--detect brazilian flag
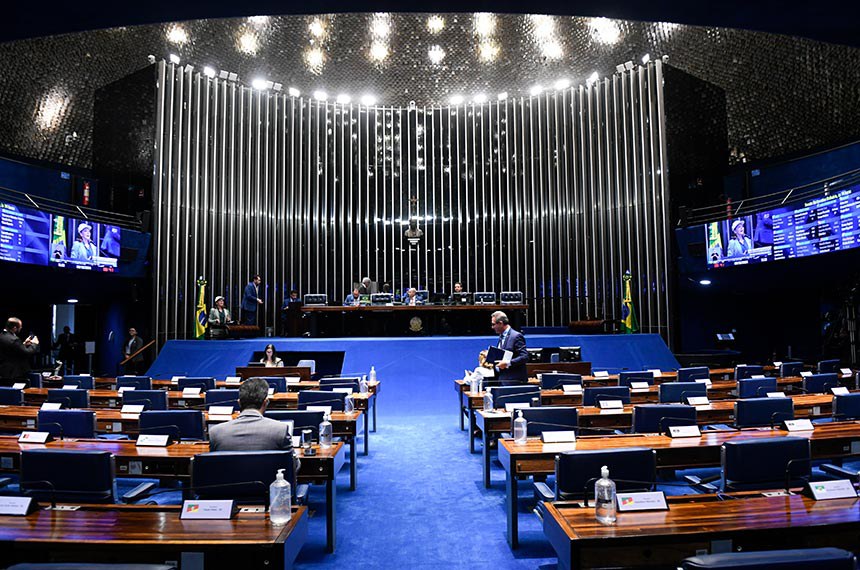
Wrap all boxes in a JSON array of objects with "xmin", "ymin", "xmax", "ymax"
[
  {"xmin": 621, "ymin": 271, "xmax": 639, "ymax": 334},
  {"xmin": 195, "ymin": 277, "xmax": 208, "ymax": 339}
]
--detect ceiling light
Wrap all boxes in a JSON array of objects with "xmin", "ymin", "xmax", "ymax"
[
  {"xmin": 309, "ymin": 18, "xmax": 326, "ymax": 38},
  {"xmin": 590, "ymin": 17, "xmax": 621, "ymax": 44},
  {"xmin": 615, "ymin": 64, "xmax": 625, "ymax": 73},
  {"xmin": 203, "ymin": 66, "xmax": 216, "ymax": 78},
  {"xmin": 168, "ymin": 54, "xmax": 181, "ymax": 64},
  {"xmin": 478, "ymin": 40, "xmax": 499, "ymax": 63},
  {"xmin": 699, "ymin": 279, "xmax": 712, "ymax": 286},
  {"xmin": 67, "ymin": 298, "xmax": 79, "ymax": 304},
  {"xmin": 586, "ymin": 72, "xmax": 600, "ymax": 85},
  {"xmin": 313, "ymin": 90, "xmax": 328, "ymax": 101},
  {"xmin": 427, "ymin": 15, "xmax": 445, "ymax": 34},
  {"xmin": 369, "ymin": 41, "xmax": 389, "ymax": 62},
  {"xmin": 288, "ymin": 87, "xmax": 301, "ymax": 97},
  {"xmin": 624, "ymin": 60, "xmax": 635, "ymax": 71},
  {"xmin": 530, "ymin": 15, "xmax": 555, "ymax": 39},
  {"xmin": 251, "ymin": 78, "xmax": 268, "ymax": 90},
  {"xmin": 166, "ymin": 26, "xmax": 188, "ymax": 45},
  {"xmin": 473, "ymin": 93, "xmax": 487, "ymax": 104},
  {"xmin": 336, "ymin": 94, "xmax": 351, "ymax": 104},
  {"xmin": 642, "ymin": 53, "xmax": 651, "ymax": 64},
  {"xmin": 370, "ymin": 14, "xmax": 391, "ymax": 38},
  {"xmin": 529, "ymin": 85, "xmax": 543, "ymax": 96},
  {"xmin": 305, "ymin": 47, "xmax": 325, "ymax": 73},
  {"xmin": 248, "ymin": 16, "xmax": 269, "ymax": 26},
  {"xmin": 449, "ymin": 95, "xmax": 464, "ymax": 105},
  {"xmin": 541, "ymin": 40, "xmax": 563, "ymax": 60},
  {"xmin": 428, "ymin": 45, "xmax": 445, "ymax": 64},
  {"xmin": 474, "ymin": 13, "xmax": 496, "ymax": 37},
  {"xmin": 237, "ymin": 32, "xmax": 259, "ymax": 55},
  {"xmin": 218, "ymin": 70, "xmax": 229, "ymax": 79},
  {"xmin": 554, "ymin": 79, "xmax": 570, "ymax": 90},
  {"xmin": 360, "ymin": 94, "xmax": 377, "ymax": 106},
  {"xmin": 497, "ymin": 92, "xmax": 508, "ymax": 101}
]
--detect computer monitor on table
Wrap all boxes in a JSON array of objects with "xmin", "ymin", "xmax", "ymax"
[{"xmin": 558, "ymin": 346, "xmax": 582, "ymax": 362}]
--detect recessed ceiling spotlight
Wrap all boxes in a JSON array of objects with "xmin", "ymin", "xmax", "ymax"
[
  {"xmin": 529, "ymin": 15, "xmax": 555, "ymax": 39},
  {"xmin": 497, "ymin": 92, "xmax": 508, "ymax": 101},
  {"xmin": 248, "ymin": 16, "xmax": 269, "ymax": 26},
  {"xmin": 554, "ymin": 79, "xmax": 570, "ymax": 90},
  {"xmin": 336, "ymin": 94, "xmax": 351, "ymax": 104},
  {"xmin": 473, "ymin": 93, "xmax": 487, "ymax": 104},
  {"xmin": 642, "ymin": 53, "xmax": 651, "ymax": 64},
  {"xmin": 699, "ymin": 279, "xmax": 712, "ymax": 286},
  {"xmin": 478, "ymin": 40, "xmax": 499, "ymax": 63},
  {"xmin": 287, "ymin": 87, "xmax": 301, "ymax": 97},
  {"xmin": 474, "ymin": 13, "xmax": 496, "ymax": 37},
  {"xmin": 305, "ymin": 47, "xmax": 325, "ymax": 73},
  {"xmin": 541, "ymin": 40, "xmax": 563, "ymax": 60},
  {"xmin": 589, "ymin": 17, "xmax": 621, "ymax": 44},
  {"xmin": 360, "ymin": 94, "xmax": 377, "ymax": 106},
  {"xmin": 427, "ymin": 15, "xmax": 445, "ymax": 34},
  {"xmin": 313, "ymin": 90, "xmax": 328, "ymax": 101},
  {"xmin": 168, "ymin": 54, "xmax": 181, "ymax": 65},
  {"xmin": 449, "ymin": 95, "xmax": 464, "ymax": 105},
  {"xmin": 428, "ymin": 45, "xmax": 445, "ymax": 64},
  {"xmin": 251, "ymin": 78, "xmax": 268, "ymax": 90},
  {"xmin": 203, "ymin": 66, "xmax": 216, "ymax": 78},
  {"xmin": 272, "ymin": 83, "xmax": 282, "ymax": 92},
  {"xmin": 309, "ymin": 18, "xmax": 326, "ymax": 38},
  {"xmin": 237, "ymin": 32, "xmax": 259, "ymax": 55},
  {"xmin": 67, "ymin": 298, "xmax": 79, "ymax": 304},
  {"xmin": 370, "ymin": 13, "xmax": 391, "ymax": 38},
  {"xmin": 166, "ymin": 25, "xmax": 188, "ymax": 45},
  {"xmin": 615, "ymin": 64, "xmax": 625, "ymax": 73},
  {"xmin": 219, "ymin": 70, "xmax": 229, "ymax": 79},
  {"xmin": 529, "ymin": 85, "xmax": 543, "ymax": 96},
  {"xmin": 369, "ymin": 41, "xmax": 389, "ymax": 62}
]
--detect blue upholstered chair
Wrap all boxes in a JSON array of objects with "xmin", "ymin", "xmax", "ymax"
[
  {"xmin": 817, "ymin": 359, "xmax": 840, "ymax": 374},
  {"xmin": 803, "ymin": 373, "xmax": 839, "ymax": 394},
  {"xmin": 583, "ymin": 386, "xmax": 631, "ymax": 407},
  {"xmin": 121, "ymin": 390, "xmax": 168, "ymax": 411},
  {"xmin": 490, "ymin": 385, "xmax": 541, "ymax": 409},
  {"xmin": 734, "ymin": 398, "xmax": 794, "ymax": 429},
  {"xmin": 833, "ymin": 393, "xmax": 860, "ymax": 421},
  {"xmin": 632, "ymin": 404, "xmax": 697, "ymax": 434},
  {"xmin": 178, "ymin": 377, "xmax": 216, "ymax": 392},
  {"xmin": 38, "ymin": 410, "xmax": 97, "ymax": 439},
  {"xmin": 20, "ymin": 449, "xmax": 117, "ymax": 503},
  {"xmin": 116, "ymin": 376, "xmax": 153, "ymax": 390},
  {"xmin": 0, "ymin": 387, "xmax": 23, "ymax": 405},
  {"xmin": 319, "ymin": 377, "xmax": 361, "ymax": 393},
  {"xmin": 46, "ymin": 388, "xmax": 90, "ymax": 409},
  {"xmin": 61, "ymin": 375, "xmax": 95, "ymax": 390},
  {"xmin": 721, "ymin": 437, "xmax": 811, "ymax": 491},
  {"xmin": 298, "ymin": 389, "xmax": 346, "ymax": 411},
  {"xmin": 618, "ymin": 371, "xmax": 655, "ymax": 387},
  {"xmin": 539, "ymin": 373, "xmax": 582, "ymax": 390},
  {"xmin": 27, "ymin": 372, "xmax": 42, "ymax": 388},
  {"xmin": 735, "ymin": 365, "xmax": 765, "ymax": 381},
  {"xmin": 138, "ymin": 410, "xmax": 205, "ymax": 441},
  {"xmin": 510, "ymin": 406, "xmax": 578, "ymax": 436},
  {"xmin": 190, "ymin": 450, "xmax": 306, "ymax": 503},
  {"xmin": 257, "ymin": 376, "xmax": 287, "ymax": 393},
  {"xmin": 737, "ymin": 377, "xmax": 777, "ymax": 399},
  {"xmin": 676, "ymin": 366, "xmax": 710, "ymax": 382},
  {"xmin": 265, "ymin": 409, "xmax": 325, "ymax": 440},
  {"xmin": 779, "ymin": 362, "xmax": 804, "ymax": 377},
  {"xmin": 205, "ymin": 389, "xmax": 241, "ymax": 411},
  {"xmin": 681, "ymin": 548, "xmax": 857, "ymax": 570},
  {"xmin": 658, "ymin": 382, "xmax": 707, "ymax": 404}
]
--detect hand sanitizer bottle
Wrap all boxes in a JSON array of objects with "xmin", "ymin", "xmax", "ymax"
[
  {"xmin": 269, "ymin": 468, "xmax": 292, "ymax": 526},
  {"xmin": 513, "ymin": 409, "xmax": 528, "ymax": 444},
  {"xmin": 595, "ymin": 465, "xmax": 617, "ymax": 525},
  {"xmin": 483, "ymin": 387, "xmax": 494, "ymax": 411},
  {"xmin": 319, "ymin": 413, "xmax": 333, "ymax": 448}
]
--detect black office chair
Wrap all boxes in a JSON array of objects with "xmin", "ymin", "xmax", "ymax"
[
  {"xmin": 735, "ymin": 365, "xmax": 765, "ymax": 381},
  {"xmin": 539, "ymin": 373, "xmax": 582, "ymax": 390},
  {"xmin": 534, "ymin": 448, "xmax": 657, "ymax": 514},
  {"xmin": 0, "ymin": 387, "xmax": 23, "ymax": 405},
  {"xmin": 61, "ymin": 375, "xmax": 95, "ymax": 390},
  {"xmin": 803, "ymin": 373, "xmax": 839, "ymax": 394},
  {"xmin": 658, "ymin": 382, "xmax": 707, "ymax": 404},
  {"xmin": 37, "ymin": 410, "xmax": 97, "ymax": 439},
  {"xmin": 737, "ymin": 377, "xmax": 777, "ymax": 399},
  {"xmin": 582, "ymin": 386, "xmax": 631, "ymax": 407},
  {"xmin": 779, "ymin": 362, "xmax": 805, "ymax": 377},
  {"xmin": 618, "ymin": 371, "xmax": 655, "ymax": 387},
  {"xmin": 632, "ymin": 404, "xmax": 697, "ymax": 434},
  {"xmin": 205, "ymin": 389, "xmax": 241, "ymax": 411},
  {"xmin": 681, "ymin": 548, "xmax": 857, "ymax": 570},
  {"xmin": 20, "ymin": 449, "xmax": 117, "ymax": 503},
  {"xmin": 178, "ymin": 377, "xmax": 216, "ymax": 392},
  {"xmin": 491, "ymin": 385, "xmax": 541, "ymax": 409},
  {"xmin": 190, "ymin": 450, "xmax": 307, "ymax": 504},
  {"xmin": 264, "ymin": 409, "xmax": 324, "ymax": 440},
  {"xmin": 734, "ymin": 397, "xmax": 794, "ymax": 429},
  {"xmin": 298, "ymin": 390, "xmax": 346, "ymax": 411},
  {"xmin": 122, "ymin": 390, "xmax": 168, "ymax": 411},
  {"xmin": 116, "ymin": 375, "xmax": 153, "ymax": 390},
  {"xmin": 721, "ymin": 437, "xmax": 812, "ymax": 492},
  {"xmin": 676, "ymin": 366, "xmax": 710, "ymax": 382},
  {"xmin": 817, "ymin": 359, "xmax": 840, "ymax": 374},
  {"xmin": 510, "ymin": 407, "xmax": 578, "ymax": 436},
  {"xmin": 46, "ymin": 388, "xmax": 90, "ymax": 408},
  {"xmin": 257, "ymin": 376, "xmax": 287, "ymax": 393},
  {"xmin": 138, "ymin": 410, "xmax": 205, "ymax": 441}
]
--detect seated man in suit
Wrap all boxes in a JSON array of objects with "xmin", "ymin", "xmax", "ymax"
[
  {"xmin": 402, "ymin": 287, "xmax": 423, "ymax": 306},
  {"xmin": 489, "ymin": 310, "xmax": 528, "ymax": 384},
  {"xmin": 209, "ymin": 378, "xmax": 295, "ymax": 453},
  {"xmin": 344, "ymin": 287, "xmax": 361, "ymax": 306}
]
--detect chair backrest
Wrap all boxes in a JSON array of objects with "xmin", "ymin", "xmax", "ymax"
[
  {"xmin": 833, "ymin": 393, "xmax": 860, "ymax": 421},
  {"xmin": 0, "ymin": 387, "xmax": 23, "ymax": 405},
  {"xmin": 512, "ymin": 406, "xmax": 578, "ymax": 436},
  {"xmin": 737, "ymin": 377, "xmax": 777, "ymax": 399},
  {"xmin": 721, "ymin": 437, "xmax": 811, "ymax": 491},
  {"xmin": 817, "ymin": 359, "xmax": 840, "ymax": 374},
  {"xmin": 116, "ymin": 376, "xmax": 153, "ymax": 390},
  {"xmin": 554, "ymin": 448, "xmax": 656, "ymax": 501},
  {"xmin": 264, "ymin": 409, "xmax": 324, "ymax": 440},
  {"xmin": 658, "ymin": 382, "xmax": 707, "ymax": 404},
  {"xmin": 632, "ymin": 404, "xmax": 697, "ymax": 434},
  {"xmin": 618, "ymin": 371, "xmax": 655, "ymax": 387},
  {"xmin": 803, "ymin": 373, "xmax": 839, "ymax": 394},
  {"xmin": 20, "ymin": 449, "xmax": 116, "ymax": 503},
  {"xmin": 257, "ymin": 376, "xmax": 286, "ymax": 393},
  {"xmin": 681, "ymin": 547, "xmax": 858, "ymax": 570},
  {"xmin": 734, "ymin": 397, "xmax": 794, "ymax": 428},
  {"xmin": 46, "ymin": 388, "xmax": 90, "ymax": 409},
  {"xmin": 191, "ymin": 450, "xmax": 298, "ymax": 502},
  {"xmin": 61, "ymin": 375, "xmax": 94, "ymax": 390},
  {"xmin": 298, "ymin": 389, "xmax": 345, "ymax": 411},
  {"xmin": 676, "ymin": 366, "xmax": 710, "ymax": 382},
  {"xmin": 297, "ymin": 359, "xmax": 316, "ymax": 374},
  {"xmin": 539, "ymin": 373, "xmax": 583, "ymax": 390},
  {"xmin": 178, "ymin": 377, "xmax": 216, "ymax": 392},
  {"xmin": 583, "ymin": 386, "xmax": 631, "ymax": 407},
  {"xmin": 491, "ymin": 385, "xmax": 541, "ymax": 409},
  {"xmin": 122, "ymin": 389, "xmax": 168, "ymax": 411},
  {"xmin": 27, "ymin": 372, "xmax": 42, "ymax": 388},
  {"xmin": 139, "ymin": 410, "xmax": 205, "ymax": 440},
  {"xmin": 319, "ymin": 377, "xmax": 361, "ymax": 393},
  {"xmin": 778, "ymin": 362, "xmax": 804, "ymax": 378},
  {"xmin": 205, "ymin": 389, "xmax": 241, "ymax": 411},
  {"xmin": 38, "ymin": 409, "xmax": 97, "ymax": 438},
  {"xmin": 735, "ymin": 365, "xmax": 765, "ymax": 381}
]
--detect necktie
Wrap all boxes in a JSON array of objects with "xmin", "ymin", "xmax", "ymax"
[{"xmin": 498, "ymin": 332, "xmax": 506, "ymax": 348}]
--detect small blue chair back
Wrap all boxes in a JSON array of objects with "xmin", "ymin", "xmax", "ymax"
[
  {"xmin": 539, "ymin": 373, "xmax": 583, "ymax": 390},
  {"xmin": 658, "ymin": 382, "xmax": 707, "ymax": 404},
  {"xmin": 734, "ymin": 397, "xmax": 794, "ymax": 428},
  {"xmin": 139, "ymin": 410, "xmax": 205, "ymax": 440},
  {"xmin": 38, "ymin": 409, "xmax": 97, "ymax": 438},
  {"xmin": 46, "ymin": 388, "xmax": 90, "ymax": 409},
  {"xmin": 298, "ymin": 390, "xmax": 346, "ymax": 411},
  {"xmin": 583, "ymin": 386, "xmax": 631, "ymax": 407},
  {"xmin": 20, "ymin": 449, "xmax": 116, "ymax": 503},
  {"xmin": 803, "ymin": 373, "xmax": 839, "ymax": 394},
  {"xmin": 122, "ymin": 389, "xmax": 168, "ymax": 411},
  {"xmin": 737, "ymin": 377, "xmax": 777, "ymax": 399},
  {"xmin": 116, "ymin": 376, "xmax": 153, "ymax": 390},
  {"xmin": 676, "ymin": 366, "xmax": 710, "ymax": 382},
  {"xmin": 618, "ymin": 371, "xmax": 655, "ymax": 387},
  {"xmin": 632, "ymin": 404, "xmax": 697, "ymax": 433}
]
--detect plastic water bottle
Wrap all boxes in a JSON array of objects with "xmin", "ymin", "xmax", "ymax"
[
  {"xmin": 359, "ymin": 375, "xmax": 369, "ymax": 394},
  {"xmin": 469, "ymin": 375, "xmax": 478, "ymax": 393},
  {"xmin": 319, "ymin": 413, "xmax": 333, "ymax": 448},
  {"xmin": 513, "ymin": 409, "xmax": 528, "ymax": 444},
  {"xmin": 269, "ymin": 468, "xmax": 292, "ymax": 526},
  {"xmin": 477, "ymin": 376, "xmax": 483, "ymax": 394},
  {"xmin": 595, "ymin": 465, "xmax": 617, "ymax": 525},
  {"xmin": 345, "ymin": 394, "xmax": 355, "ymax": 413},
  {"xmin": 369, "ymin": 366, "xmax": 377, "ymax": 383},
  {"xmin": 483, "ymin": 387, "xmax": 494, "ymax": 411}
]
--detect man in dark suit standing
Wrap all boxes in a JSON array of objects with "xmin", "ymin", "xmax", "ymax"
[
  {"xmin": 490, "ymin": 310, "xmax": 528, "ymax": 385},
  {"xmin": 242, "ymin": 274, "xmax": 263, "ymax": 326},
  {"xmin": 52, "ymin": 325, "xmax": 76, "ymax": 374},
  {"xmin": 0, "ymin": 317, "xmax": 40, "ymax": 382},
  {"xmin": 123, "ymin": 327, "xmax": 144, "ymax": 375}
]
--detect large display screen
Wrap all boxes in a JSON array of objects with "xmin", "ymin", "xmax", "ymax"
[
  {"xmin": 706, "ymin": 184, "xmax": 860, "ymax": 268},
  {"xmin": 0, "ymin": 201, "xmax": 120, "ymax": 273}
]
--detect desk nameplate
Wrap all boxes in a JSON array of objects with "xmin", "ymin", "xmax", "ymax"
[{"xmin": 617, "ymin": 491, "xmax": 668, "ymax": 512}]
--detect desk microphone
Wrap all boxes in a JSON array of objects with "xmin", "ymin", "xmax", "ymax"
[
  {"xmin": 135, "ymin": 480, "xmax": 269, "ymax": 505},
  {"xmin": 784, "ymin": 457, "xmax": 812, "ymax": 495},
  {"xmin": 770, "ymin": 412, "xmax": 795, "ymax": 430},
  {"xmin": 35, "ymin": 421, "xmax": 64, "ymax": 440},
  {"xmin": 21, "ymin": 479, "xmax": 57, "ymax": 509}
]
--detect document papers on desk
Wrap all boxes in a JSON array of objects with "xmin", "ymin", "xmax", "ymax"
[{"xmin": 485, "ymin": 346, "xmax": 512, "ymax": 365}]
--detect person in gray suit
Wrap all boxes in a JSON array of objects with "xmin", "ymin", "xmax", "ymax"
[{"xmin": 209, "ymin": 378, "xmax": 295, "ymax": 454}]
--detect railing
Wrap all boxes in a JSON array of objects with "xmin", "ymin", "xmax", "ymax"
[{"xmin": 0, "ymin": 184, "xmax": 143, "ymax": 230}]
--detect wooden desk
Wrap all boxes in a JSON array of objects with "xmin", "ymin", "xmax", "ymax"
[
  {"xmin": 498, "ymin": 421, "xmax": 860, "ymax": 548},
  {"xmin": 0, "ymin": 503, "xmax": 308, "ymax": 569},
  {"xmin": 543, "ymin": 493, "xmax": 860, "ymax": 570},
  {"xmin": 0, "ymin": 436, "xmax": 344, "ymax": 553}
]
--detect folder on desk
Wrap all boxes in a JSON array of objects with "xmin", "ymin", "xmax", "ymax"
[{"xmin": 485, "ymin": 346, "xmax": 512, "ymax": 365}]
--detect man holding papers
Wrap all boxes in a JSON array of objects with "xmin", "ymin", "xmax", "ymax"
[{"xmin": 488, "ymin": 311, "xmax": 528, "ymax": 385}]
